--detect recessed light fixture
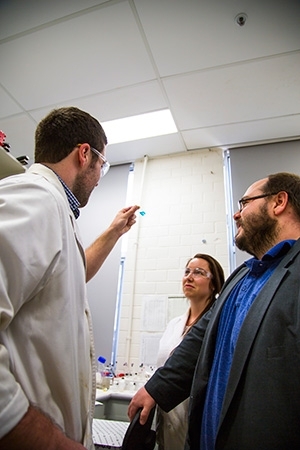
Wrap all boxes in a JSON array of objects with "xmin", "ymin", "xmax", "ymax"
[{"xmin": 102, "ymin": 109, "xmax": 178, "ymax": 145}]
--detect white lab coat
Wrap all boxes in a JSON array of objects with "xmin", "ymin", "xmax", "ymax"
[
  {"xmin": 156, "ymin": 309, "xmax": 190, "ymax": 450},
  {"xmin": 0, "ymin": 164, "xmax": 96, "ymax": 449}
]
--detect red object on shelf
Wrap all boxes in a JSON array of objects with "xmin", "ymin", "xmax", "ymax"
[
  {"xmin": 0, "ymin": 131, "xmax": 7, "ymax": 147},
  {"xmin": 116, "ymin": 373, "xmax": 125, "ymax": 378}
]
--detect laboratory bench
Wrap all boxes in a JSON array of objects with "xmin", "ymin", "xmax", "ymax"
[
  {"xmin": 95, "ymin": 389, "xmax": 134, "ymax": 421},
  {"xmin": 93, "ymin": 389, "xmax": 158, "ymax": 449}
]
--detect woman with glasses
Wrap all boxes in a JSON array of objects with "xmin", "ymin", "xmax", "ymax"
[{"xmin": 156, "ymin": 253, "xmax": 225, "ymax": 450}]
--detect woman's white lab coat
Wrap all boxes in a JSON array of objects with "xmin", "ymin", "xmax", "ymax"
[{"xmin": 156, "ymin": 309, "xmax": 190, "ymax": 450}]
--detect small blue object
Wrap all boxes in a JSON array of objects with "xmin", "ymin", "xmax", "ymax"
[{"xmin": 139, "ymin": 211, "xmax": 146, "ymax": 216}]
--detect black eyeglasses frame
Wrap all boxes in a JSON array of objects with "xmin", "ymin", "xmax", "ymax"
[{"xmin": 238, "ymin": 192, "xmax": 279, "ymax": 212}]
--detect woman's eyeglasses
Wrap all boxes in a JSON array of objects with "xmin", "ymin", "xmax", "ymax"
[{"xmin": 184, "ymin": 268, "xmax": 212, "ymax": 279}]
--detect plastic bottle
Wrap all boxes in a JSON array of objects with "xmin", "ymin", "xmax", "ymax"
[
  {"xmin": 102, "ymin": 363, "xmax": 114, "ymax": 390},
  {"xmin": 96, "ymin": 356, "xmax": 106, "ymax": 389},
  {"xmin": 98, "ymin": 356, "xmax": 106, "ymax": 372},
  {"xmin": 118, "ymin": 376, "xmax": 126, "ymax": 392}
]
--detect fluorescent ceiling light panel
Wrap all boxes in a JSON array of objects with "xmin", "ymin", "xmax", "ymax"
[{"xmin": 102, "ymin": 109, "xmax": 178, "ymax": 144}]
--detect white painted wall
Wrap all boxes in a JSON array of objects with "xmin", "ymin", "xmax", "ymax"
[{"xmin": 116, "ymin": 148, "xmax": 229, "ymax": 371}]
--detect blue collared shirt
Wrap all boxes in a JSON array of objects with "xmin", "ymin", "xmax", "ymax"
[{"xmin": 200, "ymin": 240, "xmax": 296, "ymax": 450}]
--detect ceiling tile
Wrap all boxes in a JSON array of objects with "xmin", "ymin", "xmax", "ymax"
[
  {"xmin": 0, "ymin": 86, "xmax": 24, "ymax": 118},
  {"xmin": 0, "ymin": 2, "xmax": 155, "ymax": 110},
  {"xmin": 28, "ymin": 81, "xmax": 169, "ymax": 124},
  {"xmin": 0, "ymin": 0, "xmax": 108, "ymax": 40},
  {"xmin": 182, "ymin": 115, "xmax": 300, "ymax": 149},
  {"xmin": 135, "ymin": 0, "xmax": 300, "ymax": 76},
  {"xmin": 0, "ymin": 0, "xmax": 299, "ymax": 164},
  {"xmin": 163, "ymin": 53, "xmax": 300, "ymax": 129}
]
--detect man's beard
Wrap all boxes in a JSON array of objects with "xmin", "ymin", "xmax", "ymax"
[
  {"xmin": 235, "ymin": 203, "xmax": 279, "ymax": 258},
  {"xmin": 72, "ymin": 165, "xmax": 96, "ymax": 208}
]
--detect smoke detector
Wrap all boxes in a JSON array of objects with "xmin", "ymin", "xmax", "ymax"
[{"xmin": 235, "ymin": 13, "xmax": 247, "ymax": 27}]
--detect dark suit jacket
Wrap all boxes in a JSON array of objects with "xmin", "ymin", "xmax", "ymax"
[{"xmin": 146, "ymin": 239, "xmax": 300, "ymax": 449}]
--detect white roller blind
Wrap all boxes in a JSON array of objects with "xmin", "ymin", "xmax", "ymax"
[{"xmin": 78, "ymin": 164, "xmax": 131, "ymax": 362}]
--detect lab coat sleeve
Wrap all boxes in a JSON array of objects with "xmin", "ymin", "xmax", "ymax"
[
  {"xmin": 145, "ymin": 307, "xmax": 212, "ymax": 412},
  {"xmin": 0, "ymin": 178, "xmax": 63, "ymax": 438}
]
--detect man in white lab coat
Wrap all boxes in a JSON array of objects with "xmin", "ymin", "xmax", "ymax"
[{"xmin": 0, "ymin": 106, "xmax": 139, "ymax": 449}]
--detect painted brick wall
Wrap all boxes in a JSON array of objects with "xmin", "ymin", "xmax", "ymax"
[{"xmin": 116, "ymin": 148, "xmax": 229, "ymax": 373}]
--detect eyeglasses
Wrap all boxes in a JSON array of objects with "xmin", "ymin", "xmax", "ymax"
[
  {"xmin": 77, "ymin": 144, "xmax": 110, "ymax": 177},
  {"xmin": 184, "ymin": 267, "xmax": 212, "ymax": 279},
  {"xmin": 90, "ymin": 146, "xmax": 110, "ymax": 177},
  {"xmin": 238, "ymin": 192, "xmax": 278, "ymax": 212}
]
